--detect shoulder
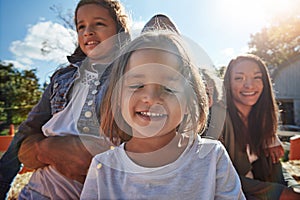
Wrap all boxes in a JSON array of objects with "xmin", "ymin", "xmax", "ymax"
[
  {"xmin": 195, "ymin": 135, "xmax": 227, "ymax": 158},
  {"xmin": 92, "ymin": 145, "xmax": 124, "ymax": 169},
  {"xmin": 199, "ymin": 135, "xmax": 222, "ymax": 146},
  {"xmin": 50, "ymin": 64, "xmax": 78, "ymax": 81}
]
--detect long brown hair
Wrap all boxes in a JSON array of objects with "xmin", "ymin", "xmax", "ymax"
[
  {"xmin": 100, "ymin": 30, "xmax": 208, "ymax": 144},
  {"xmin": 224, "ymin": 54, "xmax": 278, "ymax": 156}
]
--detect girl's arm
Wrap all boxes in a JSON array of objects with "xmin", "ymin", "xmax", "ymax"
[
  {"xmin": 18, "ymin": 80, "xmax": 54, "ymax": 168},
  {"xmin": 19, "ymin": 133, "xmax": 111, "ymax": 183}
]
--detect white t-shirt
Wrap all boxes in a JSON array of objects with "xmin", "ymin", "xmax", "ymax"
[{"xmin": 81, "ymin": 135, "xmax": 246, "ymax": 200}]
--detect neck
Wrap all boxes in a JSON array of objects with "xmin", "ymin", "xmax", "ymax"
[
  {"xmin": 125, "ymin": 133, "xmax": 189, "ymax": 167},
  {"xmin": 233, "ymin": 102, "xmax": 251, "ymax": 119},
  {"xmin": 89, "ymin": 46, "xmax": 118, "ymax": 64},
  {"xmin": 125, "ymin": 131, "xmax": 177, "ymax": 153}
]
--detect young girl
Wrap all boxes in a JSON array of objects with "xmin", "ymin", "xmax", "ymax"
[
  {"xmin": 222, "ymin": 54, "xmax": 300, "ymax": 199},
  {"xmin": 81, "ymin": 30, "xmax": 245, "ymax": 200},
  {"xmin": 14, "ymin": 0, "xmax": 130, "ymax": 199}
]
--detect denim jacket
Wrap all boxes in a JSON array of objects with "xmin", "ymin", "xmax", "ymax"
[{"xmin": 0, "ymin": 61, "xmax": 111, "ymax": 199}]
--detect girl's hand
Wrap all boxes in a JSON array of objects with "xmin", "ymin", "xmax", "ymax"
[{"xmin": 265, "ymin": 145, "xmax": 284, "ymax": 164}]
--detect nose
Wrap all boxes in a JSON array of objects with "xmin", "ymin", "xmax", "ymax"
[
  {"xmin": 142, "ymin": 84, "xmax": 163, "ymax": 105},
  {"xmin": 244, "ymin": 78, "xmax": 254, "ymax": 89},
  {"xmin": 84, "ymin": 26, "xmax": 95, "ymax": 36}
]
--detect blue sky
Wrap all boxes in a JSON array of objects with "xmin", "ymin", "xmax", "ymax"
[{"xmin": 1, "ymin": 0, "xmax": 298, "ymax": 84}]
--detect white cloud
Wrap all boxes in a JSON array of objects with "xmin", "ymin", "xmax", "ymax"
[
  {"xmin": 1, "ymin": 60, "xmax": 30, "ymax": 70},
  {"xmin": 9, "ymin": 21, "xmax": 76, "ymax": 68},
  {"xmin": 130, "ymin": 20, "xmax": 146, "ymax": 39}
]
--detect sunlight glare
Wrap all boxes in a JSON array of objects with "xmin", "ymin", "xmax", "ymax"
[{"xmin": 220, "ymin": 0, "xmax": 299, "ymax": 26}]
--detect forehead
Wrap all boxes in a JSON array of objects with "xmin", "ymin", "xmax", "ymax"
[
  {"xmin": 127, "ymin": 49, "xmax": 180, "ymax": 70},
  {"xmin": 125, "ymin": 49, "xmax": 183, "ymax": 82},
  {"xmin": 76, "ymin": 4, "xmax": 112, "ymax": 22},
  {"xmin": 231, "ymin": 60, "xmax": 262, "ymax": 74}
]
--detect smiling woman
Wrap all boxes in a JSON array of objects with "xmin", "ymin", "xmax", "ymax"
[{"xmin": 222, "ymin": 54, "xmax": 300, "ymax": 199}]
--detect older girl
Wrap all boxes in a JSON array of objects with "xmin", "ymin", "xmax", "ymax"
[{"xmin": 15, "ymin": 0, "xmax": 130, "ymax": 199}]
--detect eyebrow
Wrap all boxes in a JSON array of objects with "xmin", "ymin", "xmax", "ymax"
[
  {"xmin": 77, "ymin": 17, "xmax": 108, "ymax": 24},
  {"xmin": 234, "ymin": 71, "xmax": 262, "ymax": 75},
  {"xmin": 125, "ymin": 73, "xmax": 145, "ymax": 79},
  {"xmin": 126, "ymin": 73, "xmax": 181, "ymax": 82}
]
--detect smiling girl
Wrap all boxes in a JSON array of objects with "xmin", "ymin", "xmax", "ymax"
[{"xmin": 81, "ymin": 30, "xmax": 245, "ymax": 200}]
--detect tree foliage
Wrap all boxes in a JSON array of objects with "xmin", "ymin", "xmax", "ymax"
[
  {"xmin": 248, "ymin": 15, "xmax": 300, "ymax": 74},
  {"xmin": 0, "ymin": 62, "xmax": 42, "ymax": 127}
]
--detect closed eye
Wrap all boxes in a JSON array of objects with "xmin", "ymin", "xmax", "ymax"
[
  {"xmin": 163, "ymin": 86, "xmax": 178, "ymax": 94},
  {"xmin": 96, "ymin": 22, "xmax": 105, "ymax": 26},
  {"xmin": 128, "ymin": 84, "xmax": 144, "ymax": 89},
  {"xmin": 234, "ymin": 77, "xmax": 243, "ymax": 81}
]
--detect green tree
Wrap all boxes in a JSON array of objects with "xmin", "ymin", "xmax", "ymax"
[
  {"xmin": 248, "ymin": 15, "xmax": 300, "ymax": 74},
  {"xmin": 0, "ymin": 62, "xmax": 42, "ymax": 128},
  {"xmin": 217, "ymin": 66, "xmax": 226, "ymax": 78}
]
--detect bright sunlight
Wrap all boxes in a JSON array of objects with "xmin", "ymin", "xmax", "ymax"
[{"xmin": 219, "ymin": 0, "xmax": 299, "ymax": 26}]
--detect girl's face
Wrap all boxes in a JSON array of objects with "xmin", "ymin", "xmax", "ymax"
[
  {"xmin": 76, "ymin": 4, "xmax": 117, "ymax": 58},
  {"xmin": 120, "ymin": 49, "xmax": 188, "ymax": 138},
  {"xmin": 230, "ymin": 60, "xmax": 264, "ymax": 112}
]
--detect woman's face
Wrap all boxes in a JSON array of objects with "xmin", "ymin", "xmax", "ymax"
[
  {"xmin": 76, "ymin": 4, "xmax": 117, "ymax": 58},
  {"xmin": 230, "ymin": 60, "xmax": 264, "ymax": 112}
]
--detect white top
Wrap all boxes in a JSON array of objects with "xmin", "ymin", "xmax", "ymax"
[
  {"xmin": 42, "ymin": 69, "xmax": 97, "ymax": 136},
  {"xmin": 25, "ymin": 69, "xmax": 99, "ymax": 199},
  {"xmin": 81, "ymin": 135, "xmax": 246, "ymax": 200}
]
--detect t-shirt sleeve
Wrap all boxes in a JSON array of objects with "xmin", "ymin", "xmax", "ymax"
[
  {"xmin": 215, "ymin": 143, "xmax": 246, "ymax": 200},
  {"xmin": 80, "ymin": 157, "xmax": 100, "ymax": 200}
]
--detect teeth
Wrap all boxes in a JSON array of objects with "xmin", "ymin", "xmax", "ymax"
[
  {"xmin": 87, "ymin": 41, "xmax": 98, "ymax": 45},
  {"xmin": 140, "ymin": 111, "xmax": 165, "ymax": 117},
  {"xmin": 241, "ymin": 92, "xmax": 255, "ymax": 96}
]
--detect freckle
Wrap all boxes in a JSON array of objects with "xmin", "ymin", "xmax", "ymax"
[{"xmin": 97, "ymin": 163, "xmax": 102, "ymax": 169}]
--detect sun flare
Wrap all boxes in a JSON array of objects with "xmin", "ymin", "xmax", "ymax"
[{"xmin": 220, "ymin": 0, "xmax": 299, "ymax": 25}]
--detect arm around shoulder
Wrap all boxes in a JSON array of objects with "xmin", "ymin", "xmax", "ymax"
[
  {"xmin": 18, "ymin": 133, "xmax": 48, "ymax": 169},
  {"xmin": 17, "ymin": 80, "xmax": 54, "ymax": 168}
]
